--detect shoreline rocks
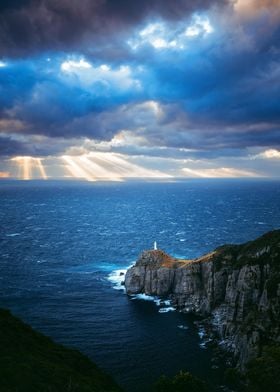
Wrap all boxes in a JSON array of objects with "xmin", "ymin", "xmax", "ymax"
[{"xmin": 124, "ymin": 230, "xmax": 280, "ymax": 369}]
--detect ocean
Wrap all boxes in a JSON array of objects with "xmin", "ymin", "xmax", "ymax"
[{"xmin": 0, "ymin": 179, "xmax": 280, "ymax": 391}]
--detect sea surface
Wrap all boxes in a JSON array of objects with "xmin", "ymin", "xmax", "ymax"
[{"xmin": 0, "ymin": 179, "xmax": 280, "ymax": 391}]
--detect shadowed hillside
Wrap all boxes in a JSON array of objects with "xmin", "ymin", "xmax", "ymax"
[{"xmin": 0, "ymin": 308, "xmax": 122, "ymax": 392}]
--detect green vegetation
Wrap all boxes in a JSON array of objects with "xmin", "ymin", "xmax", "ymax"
[
  {"xmin": 0, "ymin": 308, "xmax": 122, "ymax": 392},
  {"xmin": 154, "ymin": 371, "xmax": 207, "ymax": 392},
  {"xmin": 153, "ymin": 346, "xmax": 280, "ymax": 392},
  {"xmin": 214, "ymin": 229, "xmax": 280, "ymax": 271},
  {"xmin": 224, "ymin": 367, "xmax": 244, "ymax": 390},
  {"xmin": 244, "ymin": 346, "xmax": 280, "ymax": 392},
  {"xmin": 223, "ymin": 346, "xmax": 280, "ymax": 392}
]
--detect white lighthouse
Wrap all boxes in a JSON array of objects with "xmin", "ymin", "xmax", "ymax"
[{"xmin": 154, "ymin": 241, "xmax": 157, "ymax": 250}]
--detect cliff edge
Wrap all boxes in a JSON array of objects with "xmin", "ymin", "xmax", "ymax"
[{"xmin": 125, "ymin": 230, "xmax": 280, "ymax": 369}]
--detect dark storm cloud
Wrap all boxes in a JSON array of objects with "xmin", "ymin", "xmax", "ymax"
[
  {"xmin": 0, "ymin": 1, "xmax": 33, "ymax": 12},
  {"xmin": 0, "ymin": 0, "xmax": 227, "ymax": 57},
  {"xmin": 0, "ymin": 0, "xmax": 280, "ymax": 162},
  {"xmin": 0, "ymin": 57, "xmax": 145, "ymax": 140},
  {"xmin": 0, "ymin": 135, "xmax": 29, "ymax": 156},
  {"xmin": 0, "ymin": 133, "xmax": 79, "ymax": 157}
]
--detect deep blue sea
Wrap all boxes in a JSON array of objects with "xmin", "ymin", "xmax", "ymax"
[{"xmin": 1, "ymin": 179, "xmax": 280, "ymax": 391}]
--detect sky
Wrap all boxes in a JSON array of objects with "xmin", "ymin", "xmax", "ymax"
[{"xmin": 0, "ymin": 0, "xmax": 280, "ymax": 181}]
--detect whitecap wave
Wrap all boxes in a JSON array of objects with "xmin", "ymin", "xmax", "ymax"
[
  {"xmin": 199, "ymin": 338, "xmax": 213, "ymax": 349},
  {"xmin": 177, "ymin": 325, "xmax": 188, "ymax": 330},
  {"xmin": 108, "ymin": 272, "xmax": 177, "ymax": 314},
  {"xmin": 154, "ymin": 299, "xmax": 171, "ymax": 306},
  {"xmin": 107, "ymin": 269, "xmax": 127, "ymax": 290},
  {"xmin": 196, "ymin": 324, "xmax": 213, "ymax": 349},
  {"xmin": 130, "ymin": 294, "xmax": 176, "ymax": 314},
  {"xmin": 198, "ymin": 326, "xmax": 205, "ymax": 339},
  {"xmin": 158, "ymin": 306, "xmax": 176, "ymax": 313},
  {"xmin": 131, "ymin": 293, "xmax": 156, "ymax": 301}
]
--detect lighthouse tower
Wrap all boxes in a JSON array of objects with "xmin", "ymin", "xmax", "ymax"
[{"xmin": 154, "ymin": 241, "xmax": 157, "ymax": 250}]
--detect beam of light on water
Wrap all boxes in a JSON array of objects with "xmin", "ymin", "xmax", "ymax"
[
  {"xmin": 36, "ymin": 158, "xmax": 48, "ymax": 180},
  {"xmin": 23, "ymin": 157, "xmax": 31, "ymax": 180},
  {"xmin": 79, "ymin": 156, "xmax": 123, "ymax": 181},
  {"xmin": 61, "ymin": 152, "xmax": 172, "ymax": 181},
  {"xmin": 93, "ymin": 152, "xmax": 171, "ymax": 178},
  {"xmin": 62, "ymin": 156, "xmax": 97, "ymax": 181},
  {"xmin": 10, "ymin": 156, "xmax": 48, "ymax": 180}
]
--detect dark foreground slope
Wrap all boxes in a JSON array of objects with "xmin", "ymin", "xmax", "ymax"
[
  {"xmin": 125, "ymin": 230, "xmax": 280, "ymax": 369},
  {"xmin": 0, "ymin": 308, "xmax": 122, "ymax": 392}
]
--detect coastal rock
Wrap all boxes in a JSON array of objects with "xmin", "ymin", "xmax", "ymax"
[
  {"xmin": 124, "ymin": 230, "xmax": 280, "ymax": 369},
  {"xmin": 125, "ymin": 250, "xmax": 177, "ymax": 295}
]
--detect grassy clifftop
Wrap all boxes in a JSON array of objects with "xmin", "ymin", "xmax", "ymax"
[
  {"xmin": 212, "ymin": 229, "xmax": 280, "ymax": 270},
  {"xmin": 0, "ymin": 308, "xmax": 122, "ymax": 392}
]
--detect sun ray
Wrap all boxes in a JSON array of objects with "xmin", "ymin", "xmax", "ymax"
[
  {"xmin": 182, "ymin": 167, "xmax": 258, "ymax": 178},
  {"xmin": 79, "ymin": 156, "xmax": 123, "ymax": 181},
  {"xmin": 61, "ymin": 152, "xmax": 172, "ymax": 181},
  {"xmin": 92, "ymin": 153, "xmax": 132, "ymax": 176},
  {"xmin": 62, "ymin": 156, "xmax": 96, "ymax": 181},
  {"xmin": 0, "ymin": 171, "xmax": 10, "ymax": 178},
  {"xmin": 23, "ymin": 157, "xmax": 31, "ymax": 180},
  {"xmin": 11, "ymin": 156, "xmax": 32, "ymax": 180},
  {"xmin": 92, "ymin": 152, "xmax": 171, "ymax": 178},
  {"xmin": 36, "ymin": 158, "xmax": 48, "ymax": 180},
  {"xmin": 10, "ymin": 156, "xmax": 48, "ymax": 180}
]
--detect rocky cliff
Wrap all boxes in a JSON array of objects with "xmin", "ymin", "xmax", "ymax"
[{"xmin": 125, "ymin": 230, "xmax": 280, "ymax": 369}]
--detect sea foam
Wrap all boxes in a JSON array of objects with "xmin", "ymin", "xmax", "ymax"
[
  {"xmin": 107, "ymin": 269, "xmax": 127, "ymax": 290},
  {"xmin": 6, "ymin": 233, "xmax": 21, "ymax": 237},
  {"xmin": 158, "ymin": 306, "xmax": 176, "ymax": 313},
  {"xmin": 131, "ymin": 293, "xmax": 156, "ymax": 301},
  {"xmin": 108, "ymin": 269, "xmax": 176, "ymax": 313},
  {"xmin": 177, "ymin": 325, "xmax": 188, "ymax": 330}
]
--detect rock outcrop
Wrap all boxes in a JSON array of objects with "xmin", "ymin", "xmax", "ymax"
[{"xmin": 125, "ymin": 230, "xmax": 280, "ymax": 369}]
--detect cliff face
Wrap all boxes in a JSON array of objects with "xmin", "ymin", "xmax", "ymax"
[{"xmin": 125, "ymin": 230, "xmax": 280, "ymax": 369}]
